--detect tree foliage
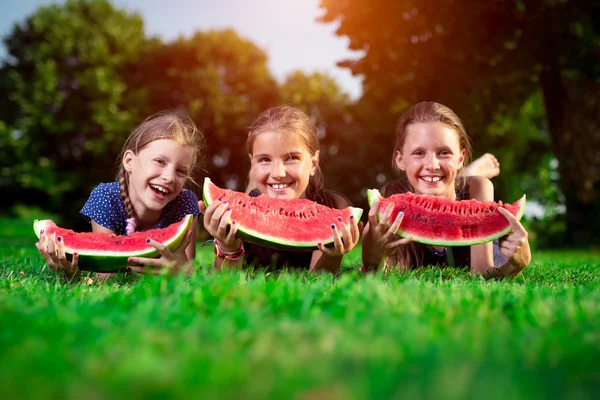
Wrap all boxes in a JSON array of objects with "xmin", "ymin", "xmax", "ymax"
[
  {"xmin": 128, "ymin": 29, "xmax": 279, "ymax": 192},
  {"xmin": 319, "ymin": 0, "xmax": 600, "ymax": 245},
  {"xmin": 0, "ymin": 0, "xmax": 147, "ymax": 220}
]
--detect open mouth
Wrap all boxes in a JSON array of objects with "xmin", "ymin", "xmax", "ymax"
[
  {"xmin": 150, "ymin": 184, "xmax": 170, "ymax": 197},
  {"xmin": 269, "ymin": 183, "xmax": 291, "ymax": 190},
  {"xmin": 421, "ymin": 176, "xmax": 443, "ymax": 183}
]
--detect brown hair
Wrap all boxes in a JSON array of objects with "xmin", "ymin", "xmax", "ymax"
[
  {"xmin": 387, "ymin": 102, "xmax": 473, "ymax": 270},
  {"xmin": 116, "ymin": 111, "xmax": 205, "ymax": 222},
  {"xmin": 245, "ymin": 105, "xmax": 328, "ymax": 202}
]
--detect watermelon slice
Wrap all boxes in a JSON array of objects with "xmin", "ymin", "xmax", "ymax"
[
  {"xmin": 33, "ymin": 214, "xmax": 193, "ymax": 272},
  {"xmin": 367, "ymin": 189, "xmax": 526, "ymax": 246},
  {"xmin": 203, "ymin": 178, "xmax": 363, "ymax": 250}
]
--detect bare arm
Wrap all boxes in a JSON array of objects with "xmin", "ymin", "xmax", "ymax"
[
  {"xmin": 310, "ymin": 192, "xmax": 361, "ymax": 274},
  {"xmin": 467, "ymin": 176, "xmax": 531, "ymax": 279}
]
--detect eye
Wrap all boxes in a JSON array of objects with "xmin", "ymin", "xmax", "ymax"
[
  {"xmin": 439, "ymin": 150, "xmax": 453, "ymax": 156},
  {"xmin": 176, "ymin": 169, "xmax": 187, "ymax": 177},
  {"xmin": 286, "ymin": 154, "xmax": 301, "ymax": 162},
  {"xmin": 412, "ymin": 150, "xmax": 425, "ymax": 156},
  {"xmin": 154, "ymin": 158, "xmax": 166, "ymax": 166},
  {"xmin": 258, "ymin": 157, "xmax": 271, "ymax": 164}
]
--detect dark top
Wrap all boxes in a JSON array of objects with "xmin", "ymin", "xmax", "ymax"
[
  {"xmin": 243, "ymin": 188, "xmax": 336, "ymax": 271},
  {"xmin": 381, "ymin": 177, "xmax": 507, "ymax": 269},
  {"xmin": 80, "ymin": 182, "xmax": 200, "ymax": 235}
]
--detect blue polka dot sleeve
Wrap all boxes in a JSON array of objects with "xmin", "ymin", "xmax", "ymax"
[{"xmin": 80, "ymin": 182, "xmax": 127, "ymax": 233}]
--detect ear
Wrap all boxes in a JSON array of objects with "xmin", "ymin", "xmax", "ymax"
[
  {"xmin": 394, "ymin": 150, "xmax": 406, "ymax": 171},
  {"xmin": 122, "ymin": 149, "xmax": 135, "ymax": 173},
  {"xmin": 457, "ymin": 149, "xmax": 466, "ymax": 170},
  {"xmin": 310, "ymin": 150, "xmax": 320, "ymax": 176}
]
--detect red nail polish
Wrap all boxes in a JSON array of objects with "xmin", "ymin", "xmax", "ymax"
[
  {"xmin": 337, "ymin": 217, "xmax": 342, "ymax": 222},
  {"xmin": 232, "ymin": 221, "xmax": 236, "ymax": 224}
]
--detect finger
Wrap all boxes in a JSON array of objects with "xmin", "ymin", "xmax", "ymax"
[
  {"xmin": 388, "ymin": 211, "xmax": 404, "ymax": 235},
  {"xmin": 216, "ymin": 206, "xmax": 233, "ymax": 239},
  {"xmin": 330, "ymin": 223, "xmax": 345, "ymax": 254},
  {"xmin": 210, "ymin": 202, "xmax": 230, "ymax": 231},
  {"xmin": 174, "ymin": 229, "xmax": 193, "ymax": 254},
  {"xmin": 128, "ymin": 256, "xmax": 166, "ymax": 268},
  {"xmin": 56, "ymin": 236, "xmax": 68, "ymax": 265},
  {"xmin": 225, "ymin": 219, "xmax": 239, "ymax": 245},
  {"xmin": 367, "ymin": 198, "xmax": 380, "ymax": 226},
  {"xmin": 379, "ymin": 202, "xmax": 396, "ymax": 228},
  {"xmin": 145, "ymin": 238, "xmax": 169, "ymax": 254},
  {"xmin": 349, "ymin": 216, "xmax": 361, "ymax": 244},
  {"xmin": 497, "ymin": 207, "xmax": 524, "ymax": 231},
  {"xmin": 385, "ymin": 236, "xmax": 413, "ymax": 251},
  {"xmin": 337, "ymin": 218, "xmax": 354, "ymax": 248},
  {"xmin": 198, "ymin": 201, "xmax": 207, "ymax": 214},
  {"xmin": 126, "ymin": 266, "xmax": 161, "ymax": 275}
]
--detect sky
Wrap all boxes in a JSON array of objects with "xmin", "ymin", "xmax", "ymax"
[{"xmin": 0, "ymin": 0, "xmax": 364, "ymax": 99}]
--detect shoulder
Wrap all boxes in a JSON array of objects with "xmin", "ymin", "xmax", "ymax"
[
  {"xmin": 177, "ymin": 188, "xmax": 200, "ymax": 203},
  {"xmin": 466, "ymin": 176, "xmax": 494, "ymax": 201},
  {"xmin": 165, "ymin": 188, "xmax": 200, "ymax": 218},
  {"xmin": 90, "ymin": 182, "xmax": 120, "ymax": 197}
]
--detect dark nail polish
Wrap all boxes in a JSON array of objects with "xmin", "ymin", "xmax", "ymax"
[
  {"xmin": 227, "ymin": 208, "xmax": 231, "ymax": 212},
  {"xmin": 331, "ymin": 224, "xmax": 335, "ymax": 229},
  {"xmin": 218, "ymin": 197, "xmax": 222, "ymax": 201},
  {"xmin": 223, "ymin": 201, "xmax": 228, "ymax": 204},
  {"xmin": 126, "ymin": 267, "xmax": 132, "ymax": 273},
  {"xmin": 350, "ymin": 215, "xmax": 354, "ymax": 220},
  {"xmin": 57, "ymin": 236, "xmax": 62, "ymax": 242},
  {"xmin": 40, "ymin": 229, "xmax": 44, "ymax": 234},
  {"xmin": 145, "ymin": 238, "xmax": 150, "ymax": 243}
]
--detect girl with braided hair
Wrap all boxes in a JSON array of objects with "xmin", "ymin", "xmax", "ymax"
[{"xmin": 36, "ymin": 111, "xmax": 205, "ymax": 278}]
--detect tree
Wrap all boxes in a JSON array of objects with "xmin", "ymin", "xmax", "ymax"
[
  {"xmin": 319, "ymin": 0, "xmax": 600, "ymax": 245},
  {"xmin": 0, "ymin": 0, "xmax": 148, "ymax": 220},
  {"xmin": 127, "ymin": 29, "xmax": 279, "ymax": 192}
]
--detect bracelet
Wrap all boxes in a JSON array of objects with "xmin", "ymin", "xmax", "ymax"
[{"xmin": 214, "ymin": 240, "xmax": 245, "ymax": 261}]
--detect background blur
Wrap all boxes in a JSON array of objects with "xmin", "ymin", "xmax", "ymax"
[{"xmin": 1, "ymin": 0, "xmax": 599, "ymax": 248}]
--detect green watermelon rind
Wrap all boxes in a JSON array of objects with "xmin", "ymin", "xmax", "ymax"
[
  {"xmin": 203, "ymin": 178, "xmax": 363, "ymax": 251},
  {"xmin": 367, "ymin": 189, "xmax": 526, "ymax": 246},
  {"xmin": 33, "ymin": 214, "xmax": 193, "ymax": 272}
]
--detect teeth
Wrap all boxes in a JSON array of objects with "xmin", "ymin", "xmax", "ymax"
[
  {"xmin": 151, "ymin": 185, "xmax": 169, "ymax": 194},
  {"xmin": 271, "ymin": 184, "xmax": 289, "ymax": 189},
  {"xmin": 422, "ymin": 176, "xmax": 442, "ymax": 182}
]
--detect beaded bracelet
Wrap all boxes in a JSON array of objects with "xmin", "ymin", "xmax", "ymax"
[{"xmin": 213, "ymin": 240, "xmax": 245, "ymax": 261}]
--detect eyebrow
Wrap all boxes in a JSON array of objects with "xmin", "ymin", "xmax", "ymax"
[{"xmin": 253, "ymin": 151, "xmax": 304, "ymax": 158}]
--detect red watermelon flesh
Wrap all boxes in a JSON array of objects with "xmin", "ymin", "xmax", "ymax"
[
  {"xmin": 203, "ymin": 178, "xmax": 363, "ymax": 250},
  {"xmin": 367, "ymin": 189, "xmax": 526, "ymax": 246},
  {"xmin": 33, "ymin": 214, "xmax": 193, "ymax": 272}
]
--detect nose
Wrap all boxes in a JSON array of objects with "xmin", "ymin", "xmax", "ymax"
[
  {"xmin": 426, "ymin": 153, "xmax": 440, "ymax": 170},
  {"xmin": 271, "ymin": 160, "xmax": 286, "ymax": 178},
  {"xmin": 162, "ymin": 165, "xmax": 176, "ymax": 183}
]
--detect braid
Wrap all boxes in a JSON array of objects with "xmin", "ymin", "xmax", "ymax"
[{"xmin": 118, "ymin": 168, "xmax": 137, "ymax": 234}]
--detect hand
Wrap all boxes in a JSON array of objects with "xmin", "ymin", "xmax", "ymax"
[
  {"xmin": 497, "ymin": 207, "xmax": 531, "ymax": 272},
  {"xmin": 362, "ymin": 198, "xmax": 412, "ymax": 268},
  {"xmin": 317, "ymin": 215, "xmax": 362, "ymax": 257},
  {"xmin": 127, "ymin": 228, "xmax": 194, "ymax": 276},
  {"xmin": 35, "ymin": 230, "xmax": 81, "ymax": 279},
  {"xmin": 199, "ymin": 199, "xmax": 241, "ymax": 253}
]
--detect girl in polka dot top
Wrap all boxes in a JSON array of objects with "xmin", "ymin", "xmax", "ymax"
[{"xmin": 36, "ymin": 111, "xmax": 205, "ymax": 278}]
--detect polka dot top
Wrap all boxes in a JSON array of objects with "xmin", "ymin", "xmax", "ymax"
[{"xmin": 80, "ymin": 182, "xmax": 200, "ymax": 235}]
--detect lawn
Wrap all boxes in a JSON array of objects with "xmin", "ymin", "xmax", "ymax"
[{"xmin": 0, "ymin": 218, "xmax": 599, "ymax": 399}]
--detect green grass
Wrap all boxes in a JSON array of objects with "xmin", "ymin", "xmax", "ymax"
[{"xmin": 1, "ymin": 218, "xmax": 599, "ymax": 399}]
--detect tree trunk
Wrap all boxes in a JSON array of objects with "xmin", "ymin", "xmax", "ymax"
[{"xmin": 540, "ymin": 70, "xmax": 600, "ymax": 246}]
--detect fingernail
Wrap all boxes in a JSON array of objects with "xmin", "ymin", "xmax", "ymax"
[
  {"xmin": 399, "ymin": 212, "xmax": 404, "ymax": 217},
  {"xmin": 74, "ymin": 252, "xmax": 78, "ymax": 257},
  {"xmin": 318, "ymin": 242, "xmax": 322, "ymax": 247},
  {"xmin": 218, "ymin": 197, "xmax": 222, "ymax": 201},
  {"xmin": 350, "ymin": 215, "xmax": 354, "ymax": 220},
  {"xmin": 40, "ymin": 229, "xmax": 44, "ymax": 234},
  {"xmin": 126, "ymin": 267, "xmax": 132, "ymax": 272},
  {"xmin": 127, "ymin": 257, "xmax": 133, "ymax": 262},
  {"xmin": 331, "ymin": 224, "xmax": 335, "ymax": 229},
  {"xmin": 145, "ymin": 238, "xmax": 150, "ymax": 243},
  {"xmin": 232, "ymin": 221, "xmax": 236, "ymax": 224},
  {"xmin": 57, "ymin": 236, "xmax": 62, "ymax": 242},
  {"xmin": 224, "ymin": 201, "xmax": 228, "ymax": 204},
  {"xmin": 337, "ymin": 217, "xmax": 342, "ymax": 222},
  {"xmin": 227, "ymin": 208, "xmax": 231, "ymax": 212}
]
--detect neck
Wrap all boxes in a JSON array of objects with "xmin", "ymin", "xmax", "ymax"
[{"xmin": 131, "ymin": 206, "xmax": 162, "ymax": 231}]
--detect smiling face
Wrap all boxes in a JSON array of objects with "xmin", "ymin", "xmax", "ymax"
[
  {"xmin": 250, "ymin": 130, "xmax": 319, "ymax": 199},
  {"xmin": 395, "ymin": 122, "xmax": 466, "ymax": 199},
  {"xmin": 123, "ymin": 138, "xmax": 193, "ymax": 219}
]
